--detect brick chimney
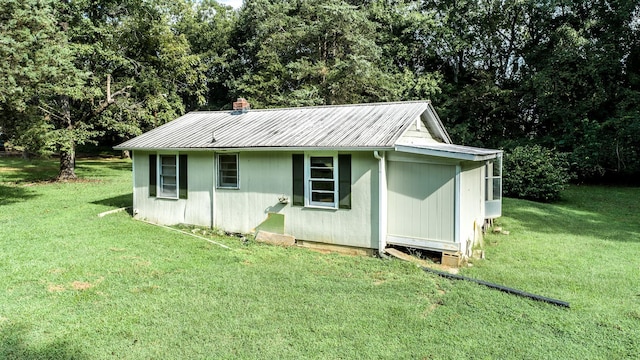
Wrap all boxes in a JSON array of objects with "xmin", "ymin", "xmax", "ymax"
[{"xmin": 232, "ymin": 97, "xmax": 250, "ymax": 112}]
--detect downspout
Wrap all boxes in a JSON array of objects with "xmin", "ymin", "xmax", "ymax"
[
  {"xmin": 374, "ymin": 151, "xmax": 387, "ymax": 257},
  {"xmin": 131, "ymin": 150, "xmax": 137, "ymax": 216},
  {"xmin": 211, "ymin": 152, "xmax": 216, "ymax": 229},
  {"xmin": 455, "ymin": 164, "xmax": 461, "ymax": 251}
]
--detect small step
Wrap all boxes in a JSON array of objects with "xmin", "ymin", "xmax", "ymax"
[{"xmin": 384, "ymin": 248, "xmax": 430, "ymax": 267}]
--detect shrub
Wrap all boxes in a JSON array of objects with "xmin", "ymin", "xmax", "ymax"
[{"xmin": 503, "ymin": 145, "xmax": 572, "ymax": 202}]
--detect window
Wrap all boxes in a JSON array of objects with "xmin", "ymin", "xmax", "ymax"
[
  {"xmin": 292, "ymin": 154, "xmax": 351, "ymax": 209},
  {"xmin": 149, "ymin": 154, "xmax": 188, "ymax": 199},
  {"xmin": 308, "ymin": 156, "xmax": 337, "ymax": 207},
  {"xmin": 485, "ymin": 154, "xmax": 502, "ymax": 218},
  {"xmin": 485, "ymin": 156, "xmax": 502, "ymax": 201},
  {"xmin": 160, "ymin": 155, "xmax": 178, "ymax": 197},
  {"xmin": 217, "ymin": 153, "xmax": 239, "ymax": 189}
]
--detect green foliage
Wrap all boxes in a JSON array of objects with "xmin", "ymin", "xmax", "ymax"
[
  {"xmin": 229, "ymin": 0, "xmax": 440, "ymax": 107},
  {"xmin": 2, "ymin": 0, "xmax": 640, "ymax": 181},
  {"xmin": 503, "ymin": 145, "xmax": 572, "ymax": 202},
  {"xmin": 0, "ymin": 0, "xmax": 210, "ymax": 178}
]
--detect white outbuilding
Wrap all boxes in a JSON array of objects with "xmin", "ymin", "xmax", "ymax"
[{"xmin": 115, "ymin": 100, "xmax": 502, "ymax": 260}]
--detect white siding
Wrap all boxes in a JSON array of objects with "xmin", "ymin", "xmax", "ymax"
[
  {"xmin": 133, "ymin": 151, "xmax": 213, "ymax": 227},
  {"xmin": 458, "ymin": 162, "xmax": 485, "ymax": 256},
  {"xmin": 130, "ymin": 148, "xmax": 488, "ymax": 253},
  {"xmin": 396, "ymin": 118, "xmax": 439, "ymax": 146},
  {"xmin": 387, "ymin": 160, "xmax": 456, "ymax": 243},
  {"xmin": 214, "ymin": 151, "xmax": 379, "ymax": 249}
]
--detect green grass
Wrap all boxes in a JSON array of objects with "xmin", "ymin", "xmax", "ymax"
[{"xmin": 1, "ymin": 157, "xmax": 639, "ymax": 359}]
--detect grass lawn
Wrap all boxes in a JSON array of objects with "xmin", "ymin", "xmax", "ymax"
[{"xmin": 1, "ymin": 157, "xmax": 639, "ymax": 359}]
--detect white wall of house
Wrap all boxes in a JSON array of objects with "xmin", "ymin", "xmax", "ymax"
[
  {"xmin": 133, "ymin": 151, "xmax": 213, "ymax": 227},
  {"xmin": 385, "ymin": 152, "xmax": 458, "ymax": 251},
  {"xmin": 131, "ymin": 149, "xmax": 489, "ymax": 254},
  {"xmin": 458, "ymin": 162, "xmax": 486, "ymax": 256},
  {"xmin": 214, "ymin": 151, "xmax": 379, "ymax": 249}
]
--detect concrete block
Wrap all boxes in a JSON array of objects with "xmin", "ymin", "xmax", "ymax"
[
  {"xmin": 255, "ymin": 231, "xmax": 295, "ymax": 246},
  {"xmin": 441, "ymin": 253, "xmax": 461, "ymax": 267}
]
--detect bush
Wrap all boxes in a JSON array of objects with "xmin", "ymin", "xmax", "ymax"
[{"xmin": 503, "ymin": 145, "xmax": 572, "ymax": 202}]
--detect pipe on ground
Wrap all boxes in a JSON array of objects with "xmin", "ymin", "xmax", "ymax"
[{"xmin": 422, "ymin": 267, "xmax": 570, "ymax": 308}]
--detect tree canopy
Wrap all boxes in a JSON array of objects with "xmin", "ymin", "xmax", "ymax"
[{"xmin": 1, "ymin": 0, "xmax": 639, "ymax": 181}]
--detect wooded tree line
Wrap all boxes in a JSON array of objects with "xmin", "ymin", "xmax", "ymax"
[{"xmin": 1, "ymin": 0, "xmax": 639, "ymax": 180}]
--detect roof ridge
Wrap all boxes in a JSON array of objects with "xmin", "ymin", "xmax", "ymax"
[{"xmin": 189, "ymin": 100, "xmax": 432, "ymax": 114}]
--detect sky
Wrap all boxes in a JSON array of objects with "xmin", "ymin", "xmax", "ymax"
[{"xmin": 218, "ymin": 0, "xmax": 243, "ymax": 9}]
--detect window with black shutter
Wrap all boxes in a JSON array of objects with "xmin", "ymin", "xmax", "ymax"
[
  {"xmin": 149, "ymin": 153, "xmax": 188, "ymax": 199},
  {"xmin": 292, "ymin": 153, "xmax": 351, "ymax": 209}
]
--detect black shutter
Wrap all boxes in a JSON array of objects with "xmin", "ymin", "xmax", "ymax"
[
  {"xmin": 338, "ymin": 154, "xmax": 351, "ymax": 209},
  {"xmin": 292, "ymin": 154, "xmax": 304, "ymax": 206},
  {"xmin": 149, "ymin": 154, "xmax": 157, "ymax": 197},
  {"xmin": 179, "ymin": 154, "xmax": 188, "ymax": 199}
]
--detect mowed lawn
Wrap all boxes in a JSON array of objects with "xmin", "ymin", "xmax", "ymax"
[{"xmin": 1, "ymin": 157, "xmax": 639, "ymax": 359}]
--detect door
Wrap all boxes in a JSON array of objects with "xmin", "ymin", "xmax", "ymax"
[{"xmin": 386, "ymin": 160, "xmax": 456, "ymax": 248}]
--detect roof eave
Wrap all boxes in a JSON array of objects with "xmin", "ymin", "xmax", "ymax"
[
  {"xmin": 113, "ymin": 145, "xmax": 394, "ymax": 152},
  {"xmin": 394, "ymin": 145, "xmax": 502, "ymax": 161}
]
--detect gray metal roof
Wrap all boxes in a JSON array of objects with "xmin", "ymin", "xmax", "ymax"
[{"xmin": 115, "ymin": 101, "xmax": 441, "ymax": 150}]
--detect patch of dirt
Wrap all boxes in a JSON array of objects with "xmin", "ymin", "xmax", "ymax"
[
  {"xmin": 423, "ymin": 299, "xmax": 444, "ymax": 316},
  {"xmin": 48, "ymin": 284, "xmax": 66, "ymax": 292},
  {"xmin": 71, "ymin": 277, "xmax": 104, "ymax": 291},
  {"xmin": 372, "ymin": 271, "xmax": 388, "ymax": 285},
  {"xmin": 49, "ymin": 268, "xmax": 66, "ymax": 274},
  {"xmin": 109, "ymin": 247, "xmax": 126, "ymax": 252},
  {"xmin": 71, "ymin": 281, "xmax": 94, "ymax": 290}
]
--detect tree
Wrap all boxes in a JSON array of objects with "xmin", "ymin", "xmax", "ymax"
[
  {"xmin": 1, "ymin": 0, "xmax": 207, "ymax": 179},
  {"xmin": 518, "ymin": 0, "xmax": 640, "ymax": 178},
  {"xmin": 174, "ymin": 0, "xmax": 237, "ymax": 110},
  {"xmin": 0, "ymin": 0, "xmax": 85, "ymax": 155},
  {"xmin": 229, "ymin": 0, "xmax": 418, "ymax": 107}
]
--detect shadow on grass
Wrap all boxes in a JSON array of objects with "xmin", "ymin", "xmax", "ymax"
[
  {"xmin": 0, "ymin": 160, "xmax": 58, "ymax": 184},
  {"xmin": 75, "ymin": 159, "xmax": 131, "ymax": 178},
  {"xmin": 77, "ymin": 160, "xmax": 131, "ymax": 171},
  {"xmin": 0, "ymin": 323, "xmax": 87, "ymax": 360},
  {"xmin": 92, "ymin": 193, "xmax": 133, "ymax": 209},
  {"xmin": 0, "ymin": 184, "xmax": 39, "ymax": 205},
  {"xmin": 504, "ymin": 186, "xmax": 640, "ymax": 243}
]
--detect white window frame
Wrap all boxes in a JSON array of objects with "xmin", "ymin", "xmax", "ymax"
[
  {"xmin": 485, "ymin": 155, "xmax": 502, "ymax": 202},
  {"xmin": 217, "ymin": 153, "xmax": 239, "ymax": 189},
  {"xmin": 158, "ymin": 153, "xmax": 179, "ymax": 199},
  {"xmin": 305, "ymin": 153, "xmax": 338, "ymax": 208}
]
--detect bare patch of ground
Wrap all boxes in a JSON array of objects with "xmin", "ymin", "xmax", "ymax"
[
  {"xmin": 71, "ymin": 281, "xmax": 94, "ymax": 290},
  {"xmin": 48, "ymin": 284, "xmax": 66, "ymax": 292}
]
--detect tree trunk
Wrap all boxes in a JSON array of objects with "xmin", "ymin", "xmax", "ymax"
[
  {"xmin": 57, "ymin": 95, "xmax": 77, "ymax": 180},
  {"xmin": 58, "ymin": 145, "xmax": 77, "ymax": 180}
]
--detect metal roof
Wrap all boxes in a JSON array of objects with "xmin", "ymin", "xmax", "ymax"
[{"xmin": 115, "ymin": 101, "xmax": 441, "ymax": 150}]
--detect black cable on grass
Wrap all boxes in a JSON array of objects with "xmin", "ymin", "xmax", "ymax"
[{"xmin": 422, "ymin": 267, "xmax": 570, "ymax": 308}]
